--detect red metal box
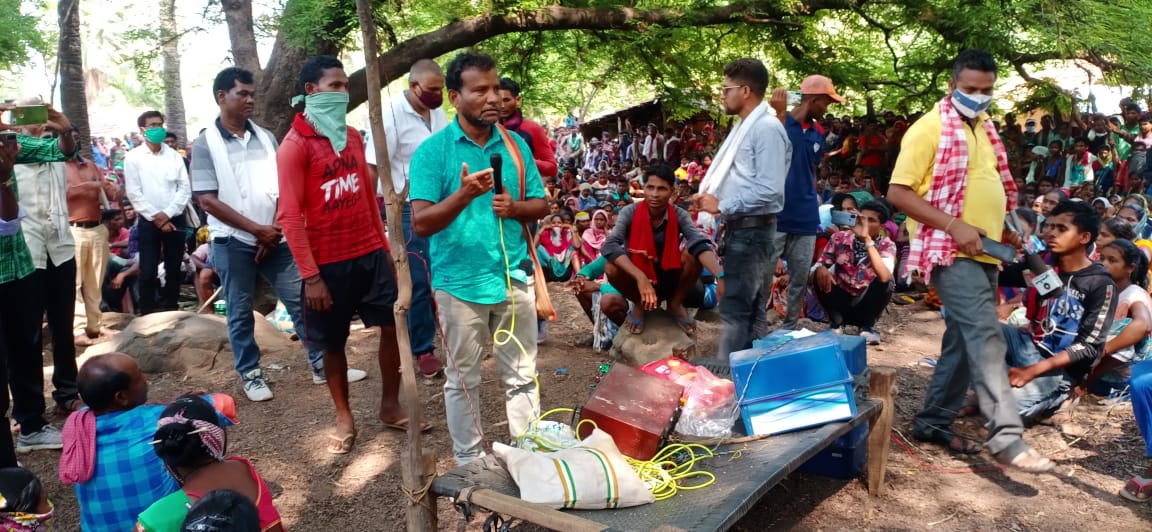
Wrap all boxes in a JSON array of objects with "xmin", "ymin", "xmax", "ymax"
[{"xmin": 577, "ymin": 363, "xmax": 684, "ymax": 460}]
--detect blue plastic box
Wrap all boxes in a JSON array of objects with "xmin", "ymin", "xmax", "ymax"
[
  {"xmin": 835, "ymin": 335, "xmax": 867, "ymax": 376},
  {"xmin": 731, "ymin": 333, "xmax": 857, "ymax": 436},
  {"xmin": 798, "ymin": 423, "xmax": 869, "ymax": 478},
  {"xmin": 753, "ymin": 330, "xmax": 867, "ymax": 377}
]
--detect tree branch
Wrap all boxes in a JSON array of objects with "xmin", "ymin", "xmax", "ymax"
[{"xmin": 345, "ymin": 0, "xmax": 850, "ymax": 110}]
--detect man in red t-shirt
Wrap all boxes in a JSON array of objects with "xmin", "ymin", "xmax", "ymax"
[
  {"xmin": 498, "ymin": 77, "xmax": 558, "ymax": 178},
  {"xmin": 277, "ymin": 55, "xmax": 420, "ymax": 454},
  {"xmin": 856, "ymin": 120, "xmax": 889, "ymax": 192}
]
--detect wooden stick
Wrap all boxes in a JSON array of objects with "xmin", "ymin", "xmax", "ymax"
[
  {"xmin": 196, "ymin": 287, "xmax": 223, "ymax": 314},
  {"xmin": 866, "ymin": 367, "xmax": 897, "ymax": 496},
  {"xmin": 353, "ymin": 2, "xmax": 435, "ymax": 530},
  {"xmin": 465, "ymin": 489, "xmax": 608, "ymax": 532}
]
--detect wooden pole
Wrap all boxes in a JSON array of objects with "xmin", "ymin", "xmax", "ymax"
[
  {"xmin": 866, "ymin": 368, "xmax": 897, "ymax": 496},
  {"xmin": 353, "ymin": 2, "xmax": 436, "ymax": 530},
  {"xmin": 465, "ymin": 489, "xmax": 608, "ymax": 532}
]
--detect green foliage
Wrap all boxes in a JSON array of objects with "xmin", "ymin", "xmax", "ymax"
[
  {"xmin": 272, "ymin": 0, "xmax": 1152, "ymax": 119},
  {"xmin": 0, "ymin": 0, "xmax": 47, "ymax": 71}
]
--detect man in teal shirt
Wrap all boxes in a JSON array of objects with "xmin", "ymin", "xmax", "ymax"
[{"xmin": 410, "ymin": 52, "xmax": 548, "ymax": 465}]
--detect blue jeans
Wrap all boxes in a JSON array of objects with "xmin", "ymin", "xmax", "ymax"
[
  {"xmin": 1002, "ymin": 323, "xmax": 1073, "ymax": 420},
  {"xmin": 717, "ymin": 223, "xmax": 777, "ymax": 357},
  {"xmin": 1131, "ymin": 360, "xmax": 1152, "ymax": 456},
  {"xmin": 212, "ymin": 238, "xmax": 323, "ymax": 376},
  {"xmin": 401, "ymin": 203, "xmax": 437, "ymax": 357}
]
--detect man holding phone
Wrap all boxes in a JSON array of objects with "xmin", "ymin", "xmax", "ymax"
[
  {"xmin": 2, "ymin": 101, "xmax": 81, "ymax": 451},
  {"xmin": 888, "ymin": 50, "xmax": 1053, "ymax": 472},
  {"xmin": 769, "ymin": 75, "xmax": 843, "ymax": 331},
  {"xmin": 124, "ymin": 110, "xmax": 191, "ymax": 314}
]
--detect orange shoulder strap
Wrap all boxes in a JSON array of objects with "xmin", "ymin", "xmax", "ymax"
[{"xmin": 495, "ymin": 124, "xmax": 527, "ymax": 201}]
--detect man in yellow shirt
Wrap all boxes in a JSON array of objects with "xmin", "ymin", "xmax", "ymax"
[{"xmin": 889, "ymin": 49, "xmax": 1054, "ymax": 473}]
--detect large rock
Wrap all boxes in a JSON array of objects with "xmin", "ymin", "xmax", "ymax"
[
  {"xmin": 84, "ymin": 310, "xmax": 298, "ymax": 374},
  {"xmin": 609, "ymin": 309, "xmax": 695, "ymax": 367}
]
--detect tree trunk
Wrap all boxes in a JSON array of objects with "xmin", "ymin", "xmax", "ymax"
[
  {"xmin": 57, "ymin": 0, "xmax": 89, "ymax": 159},
  {"xmin": 160, "ymin": 0, "xmax": 187, "ymax": 147},
  {"xmin": 241, "ymin": 0, "xmax": 350, "ymax": 138},
  {"xmin": 221, "ymin": 0, "xmax": 261, "ymax": 76}
]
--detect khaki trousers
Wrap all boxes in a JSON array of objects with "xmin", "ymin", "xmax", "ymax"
[{"xmin": 71, "ymin": 224, "xmax": 109, "ymax": 335}]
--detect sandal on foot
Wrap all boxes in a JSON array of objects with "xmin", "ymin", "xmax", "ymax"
[
  {"xmin": 326, "ymin": 430, "xmax": 357, "ymax": 455},
  {"xmin": 1120, "ymin": 475, "xmax": 1152, "ymax": 502},
  {"xmin": 382, "ymin": 418, "xmax": 432, "ymax": 433},
  {"xmin": 625, "ymin": 310, "xmax": 646, "ymax": 334},
  {"xmin": 993, "ymin": 443, "xmax": 1055, "ymax": 473},
  {"xmin": 673, "ymin": 315, "xmax": 696, "ymax": 336},
  {"xmin": 912, "ymin": 426, "xmax": 982, "ymax": 454}
]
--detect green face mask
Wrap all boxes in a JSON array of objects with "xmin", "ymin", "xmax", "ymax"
[
  {"xmin": 144, "ymin": 127, "xmax": 167, "ymax": 145},
  {"xmin": 294, "ymin": 91, "xmax": 349, "ymax": 154}
]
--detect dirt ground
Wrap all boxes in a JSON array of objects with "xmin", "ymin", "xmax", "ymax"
[{"xmin": 22, "ymin": 285, "xmax": 1152, "ymax": 531}]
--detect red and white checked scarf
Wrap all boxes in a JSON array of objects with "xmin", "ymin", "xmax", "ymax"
[{"xmin": 906, "ymin": 98, "xmax": 1017, "ymax": 282}]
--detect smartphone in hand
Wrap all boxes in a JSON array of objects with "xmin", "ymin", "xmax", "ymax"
[{"xmin": 980, "ymin": 236, "xmax": 1018, "ymax": 263}]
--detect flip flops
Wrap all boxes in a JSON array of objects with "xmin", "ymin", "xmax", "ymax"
[
  {"xmin": 913, "ymin": 426, "xmax": 982, "ymax": 455},
  {"xmin": 382, "ymin": 418, "xmax": 433, "ymax": 434},
  {"xmin": 1120, "ymin": 475, "xmax": 1152, "ymax": 503},
  {"xmin": 327, "ymin": 429, "xmax": 357, "ymax": 455},
  {"xmin": 993, "ymin": 443, "xmax": 1055, "ymax": 473}
]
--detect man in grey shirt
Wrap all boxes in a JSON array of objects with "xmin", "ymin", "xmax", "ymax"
[
  {"xmin": 603, "ymin": 165, "xmax": 724, "ymax": 335},
  {"xmin": 695, "ymin": 58, "xmax": 791, "ymax": 357},
  {"xmin": 191, "ymin": 67, "xmax": 365, "ymax": 402}
]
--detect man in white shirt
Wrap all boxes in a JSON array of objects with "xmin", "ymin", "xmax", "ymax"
[
  {"xmin": 7, "ymin": 103, "xmax": 80, "ymax": 452},
  {"xmin": 365, "ymin": 58, "xmax": 449, "ymax": 377},
  {"xmin": 124, "ymin": 110, "xmax": 191, "ymax": 314},
  {"xmin": 191, "ymin": 67, "xmax": 367, "ymax": 402},
  {"xmin": 640, "ymin": 123, "xmax": 664, "ymax": 162}
]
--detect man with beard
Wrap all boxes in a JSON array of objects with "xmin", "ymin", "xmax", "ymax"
[
  {"xmin": 694, "ymin": 58, "xmax": 791, "ymax": 357},
  {"xmin": 365, "ymin": 58, "xmax": 449, "ymax": 378},
  {"xmin": 192, "ymin": 66, "xmax": 365, "ymax": 402},
  {"xmin": 410, "ymin": 52, "xmax": 548, "ymax": 465},
  {"xmin": 498, "ymin": 78, "xmax": 558, "ymax": 179},
  {"xmin": 277, "ymin": 55, "xmax": 414, "ymax": 454}
]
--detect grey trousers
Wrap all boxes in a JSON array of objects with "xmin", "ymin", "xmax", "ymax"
[
  {"xmin": 437, "ymin": 279, "xmax": 540, "ymax": 465},
  {"xmin": 766, "ymin": 231, "xmax": 817, "ymax": 329},
  {"xmin": 913, "ymin": 259, "xmax": 1024, "ymax": 454}
]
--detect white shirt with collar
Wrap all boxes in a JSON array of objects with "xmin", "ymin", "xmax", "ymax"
[
  {"xmin": 14, "ymin": 162, "xmax": 74, "ymax": 268},
  {"xmin": 124, "ymin": 143, "xmax": 191, "ymax": 222},
  {"xmin": 365, "ymin": 91, "xmax": 448, "ymax": 195}
]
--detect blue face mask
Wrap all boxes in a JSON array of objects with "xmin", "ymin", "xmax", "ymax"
[{"xmin": 951, "ymin": 89, "xmax": 993, "ymax": 118}]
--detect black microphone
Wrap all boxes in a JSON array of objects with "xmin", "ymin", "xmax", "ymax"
[{"xmin": 490, "ymin": 153, "xmax": 503, "ymax": 194}]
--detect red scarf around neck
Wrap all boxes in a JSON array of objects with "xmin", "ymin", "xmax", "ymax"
[{"xmin": 628, "ymin": 205, "xmax": 681, "ymax": 282}]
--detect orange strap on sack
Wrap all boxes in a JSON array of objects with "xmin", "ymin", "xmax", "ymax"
[{"xmin": 495, "ymin": 125, "xmax": 557, "ymax": 321}]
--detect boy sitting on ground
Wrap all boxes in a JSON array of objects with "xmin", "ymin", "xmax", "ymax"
[
  {"xmin": 999, "ymin": 200, "xmax": 1117, "ymax": 422},
  {"xmin": 602, "ymin": 165, "xmax": 723, "ymax": 336}
]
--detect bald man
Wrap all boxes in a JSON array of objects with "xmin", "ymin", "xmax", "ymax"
[
  {"xmin": 66, "ymin": 353, "xmax": 175, "ymax": 531},
  {"xmin": 365, "ymin": 58, "xmax": 448, "ymax": 378},
  {"xmin": 66, "ymin": 353, "xmax": 235, "ymax": 531}
]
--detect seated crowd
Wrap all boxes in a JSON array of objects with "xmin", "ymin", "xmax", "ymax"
[{"xmin": 8, "ymin": 48, "xmax": 1152, "ymax": 531}]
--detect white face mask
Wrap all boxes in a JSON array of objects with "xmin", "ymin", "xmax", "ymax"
[{"xmin": 951, "ymin": 89, "xmax": 993, "ymax": 118}]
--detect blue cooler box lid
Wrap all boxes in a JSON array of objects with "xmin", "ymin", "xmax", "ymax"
[
  {"xmin": 730, "ymin": 331, "xmax": 851, "ymax": 401},
  {"xmin": 740, "ymin": 383, "xmax": 856, "ymax": 436}
]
